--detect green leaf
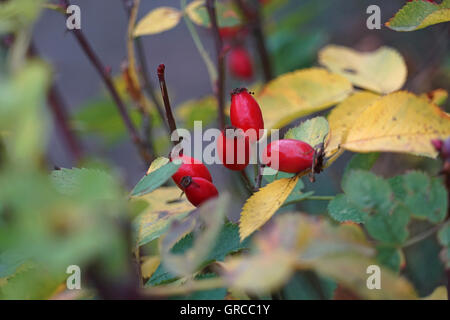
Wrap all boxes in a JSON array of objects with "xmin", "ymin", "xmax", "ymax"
[
  {"xmin": 386, "ymin": 0, "xmax": 450, "ymax": 31},
  {"xmin": 170, "ymin": 273, "xmax": 227, "ymax": 300},
  {"xmin": 328, "ymin": 194, "xmax": 366, "ymax": 224},
  {"xmin": 401, "ymin": 171, "xmax": 447, "ymax": 223},
  {"xmin": 284, "ymin": 117, "xmax": 329, "ymax": 148},
  {"xmin": 342, "ymin": 153, "xmax": 380, "ymax": 186},
  {"xmin": 438, "ymin": 223, "xmax": 450, "ymax": 247},
  {"xmin": 282, "ymin": 272, "xmax": 337, "ymax": 300},
  {"xmin": 50, "ymin": 168, "xmax": 117, "ymax": 199},
  {"xmin": 73, "ymin": 98, "xmax": 142, "ymax": 145},
  {"xmin": 131, "ymin": 160, "xmax": 181, "ymax": 197},
  {"xmin": 376, "ymin": 245, "xmax": 402, "ymax": 272},
  {"xmin": 365, "ymin": 204, "xmax": 410, "ymax": 245},
  {"xmin": 0, "ymin": 251, "xmax": 29, "ymax": 279},
  {"xmin": 147, "ymin": 223, "xmax": 249, "ymax": 286},
  {"xmin": 342, "ymin": 170, "xmax": 393, "ymax": 214}
]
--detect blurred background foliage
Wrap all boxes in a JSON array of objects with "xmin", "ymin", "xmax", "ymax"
[{"xmin": 0, "ymin": 0, "xmax": 449, "ymax": 299}]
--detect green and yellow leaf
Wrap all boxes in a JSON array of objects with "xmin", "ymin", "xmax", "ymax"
[
  {"xmin": 134, "ymin": 7, "xmax": 182, "ymax": 37},
  {"xmin": 284, "ymin": 116, "xmax": 329, "ymax": 148}
]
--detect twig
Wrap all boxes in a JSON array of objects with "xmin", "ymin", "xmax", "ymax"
[
  {"xmin": 402, "ymin": 223, "xmax": 446, "ymax": 248},
  {"xmin": 122, "ymin": 0, "xmax": 169, "ymax": 133},
  {"xmin": 235, "ymin": 0, "xmax": 273, "ymax": 83},
  {"xmin": 240, "ymin": 170, "xmax": 254, "ymax": 194},
  {"xmin": 254, "ymin": 164, "xmax": 263, "ymax": 191},
  {"xmin": 47, "ymin": 85, "xmax": 84, "ymax": 162},
  {"xmin": 206, "ymin": 0, "xmax": 226, "ymax": 130},
  {"xmin": 60, "ymin": 0, "xmax": 152, "ymax": 164},
  {"xmin": 157, "ymin": 64, "xmax": 179, "ymax": 146}
]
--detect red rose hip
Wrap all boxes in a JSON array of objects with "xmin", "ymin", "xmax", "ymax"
[
  {"xmin": 263, "ymin": 139, "xmax": 314, "ymax": 173},
  {"xmin": 181, "ymin": 176, "xmax": 219, "ymax": 207},
  {"xmin": 229, "ymin": 47, "xmax": 253, "ymax": 80},
  {"xmin": 217, "ymin": 127, "xmax": 251, "ymax": 171},
  {"xmin": 230, "ymin": 88, "xmax": 264, "ymax": 141},
  {"xmin": 171, "ymin": 155, "xmax": 212, "ymax": 188}
]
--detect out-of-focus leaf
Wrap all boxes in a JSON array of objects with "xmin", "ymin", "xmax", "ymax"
[
  {"xmin": 51, "ymin": 168, "xmax": 117, "ymax": 199},
  {"xmin": 0, "ymin": 0, "xmax": 44, "ymax": 34},
  {"xmin": 386, "ymin": 0, "xmax": 450, "ymax": 31},
  {"xmin": 438, "ymin": 223, "xmax": 450, "ymax": 268},
  {"xmin": 148, "ymin": 222, "xmax": 249, "ymax": 286},
  {"xmin": 326, "ymin": 91, "xmax": 380, "ymax": 157},
  {"xmin": 176, "ymin": 95, "xmax": 217, "ymax": 130},
  {"xmin": 132, "ymin": 186, "xmax": 194, "ymax": 247},
  {"xmin": 239, "ymin": 175, "xmax": 300, "ymax": 241},
  {"xmin": 257, "ymin": 68, "xmax": 353, "ymax": 131},
  {"xmin": 73, "ymin": 98, "xmax": 142, "ymax": 145},
  {"xmin": 134, "ymin": 7, "xmax": 182, "ymax": 36},
  {"xmin": 141, "ymin": 256, "xmax": 160, "ymax": 279},
  {"xmin": 131, "ymin": 159, "xmax": 181, "ymax": 196},
  {"xmin": 170, "ymin": 273, "xmax": 227, "ymax": 300},
  {"xmin": 161, "ymin": 194, "xmax": 229, "ymax": 277},
  {"xmin": 284, "ymin": 117, "xmax": 329, "ymax": 148},
  {"xmin": 282, "ymin": 272, "xmax": 337, "ymax": 300},
  {"xmin": 342, "ymin": 92, "xmax": 450, "ymax": 158},
  {"xmin": 319, "ymin": 45, "xmax": 407, "ymax": 94},
  {"xmin": 422, "ymin": 286, "xmax": 448, "ymax": 300},
  {"xmin": 376, "ymin": 245, "xmax": 402, "ymax": 272},
  {"xmin": 185, "ymin": 0, "xmax": 242, "ymax": 28}
]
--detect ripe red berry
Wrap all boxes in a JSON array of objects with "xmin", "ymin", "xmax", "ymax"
[
  {"xmin": 219, "ymin": 26, "xmax": 241, "ymax": 39},
  {"xmin": 217, "ymin": 127, "xmax": 251, "ymax": 171},
  {"xmin": 180, "ymin": 176, "xmax": 219, "ymax": 207},
  {"xmin": 263, "ymin": 139, "xmax": 314, "ymax": 173},
  {"xmin": 171, "ymin": 155, "xmax": 212, "ymax": 189},
  {"xmin": 230, "ymin": 88, "xmax": 264, "ymax": 142},
  {"xmin": 229, "ymin": 47, "xmax": 253, "ymax": 80}
]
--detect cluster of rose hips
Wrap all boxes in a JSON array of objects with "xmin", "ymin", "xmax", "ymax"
[{"xmin": 171, "ymin": 88, "xmax": 316, "ymax": 207}]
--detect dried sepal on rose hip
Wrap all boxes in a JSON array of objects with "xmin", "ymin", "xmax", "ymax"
[
  {"xmin": 170, "ymin": 154, "xmax": 212, "ymax": 189},
  {"xmin": 217, "ymin": 126, "xmax": 252, "ymax": 171},
  {"xmin": 230, "ymin": 88, "xmax": 264, "ymax": 142},
  {"xmin": 262, "ymin": 139, "xmax": 314, "ymax": 174},
  {"xmin": 180, "ymin": 176, "xmax": 219, "ymax": 207}
]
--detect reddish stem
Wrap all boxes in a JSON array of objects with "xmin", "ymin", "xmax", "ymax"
[{"xmin": 157, "ymin": 64, "xmax": 179, "ymax": 146}]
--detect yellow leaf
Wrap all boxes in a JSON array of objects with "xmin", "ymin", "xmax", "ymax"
[
  {"xmin": 319, "ymin": 45, "xmax": 407, "ymax": 94},
  {"xmin": 133, "ymin": 187, "xmax": 194, "ymax": 246},
  {"xmin": 146, "ymin": 156, "xmax": 169, "ymax": 175},
  {"xmin": 258, "ymin": 68, "xmax": 353, "ymax": 131},
  {"xmin": 239, "ymin": 175, "xmax": 300, "ymax": 241},
  {"xmin": 141, "ymin": 256, "xmax": 160, "ymax": 279},
  {"xmin": 326, "ymin": 91, "xmax": 380, "ymax": 157},
  {"xmin": 310, "ymin": 255, "xmax": 417, "ymax": 300},
  {"xmin": 422, "ymin": 286, "xmax": 448, "ymax": 300},
  {"xmin": 221, "ymin": 250, "xmax": 294, "ymax": 294},
  {"xmin": 342, "ymin": 91, "xmax": 450, "ymax": 158},
  {"xmin": 134, "ymin": 7, "xmax": 182, "ymax": 37}
]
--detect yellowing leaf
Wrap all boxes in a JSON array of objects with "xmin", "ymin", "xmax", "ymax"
[
  {"xmin": 239, "ymin": 175, "xmax": 300, "ymax": 241},
  {"xmin": 133, "ymin": 187, "xmax": 194, "ymax": 246},
  {"xmin": 258, "ymin": 68, "xmax": 353, "ymax": 131},
  {"xmin": 141, "ymin": 256, "xmax": 160, "ymax": 279},
  {"xmin": 319, "ymin": 45, "xmax": 407, "ymax": 94},
  {"xmin": 220, "ymin": 250, "xmax": 294, "ymax": 294},
  {"xmin": 134, "ymin": 7, "xmax": 182, "ymax": 37},
  {"xmin": 386, "ymin": 0, "xmax": 450, "ymax": 31},
  {"xmin": 146, "ymin": 156, "xmax": 169, "ymax": 175},
  {"xmin": 422, "ymin": 286, "xmax": 448, "ymax": 300},
  {"xmin": 342, "ymin": 91, "xmax": 450, "ymax": 158},
  {"xmin": 326, "ymin": 91, "xmax": 380, "ymax": 157},
  {"xmin": 310, "ymin": 255, "xmax": 417, "ymax": 300},
  {"xmin": 284, "ymin": 116, "xmax": 329, "ymax": 148}
]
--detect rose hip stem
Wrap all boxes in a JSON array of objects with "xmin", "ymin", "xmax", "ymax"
[
  {"xmin": 206, "ymin": 0, "xmax": 226, "ymax": 130},
  {"xmin": 157, "ymin": 64, "xmax": 180, "ymax": 146}
]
